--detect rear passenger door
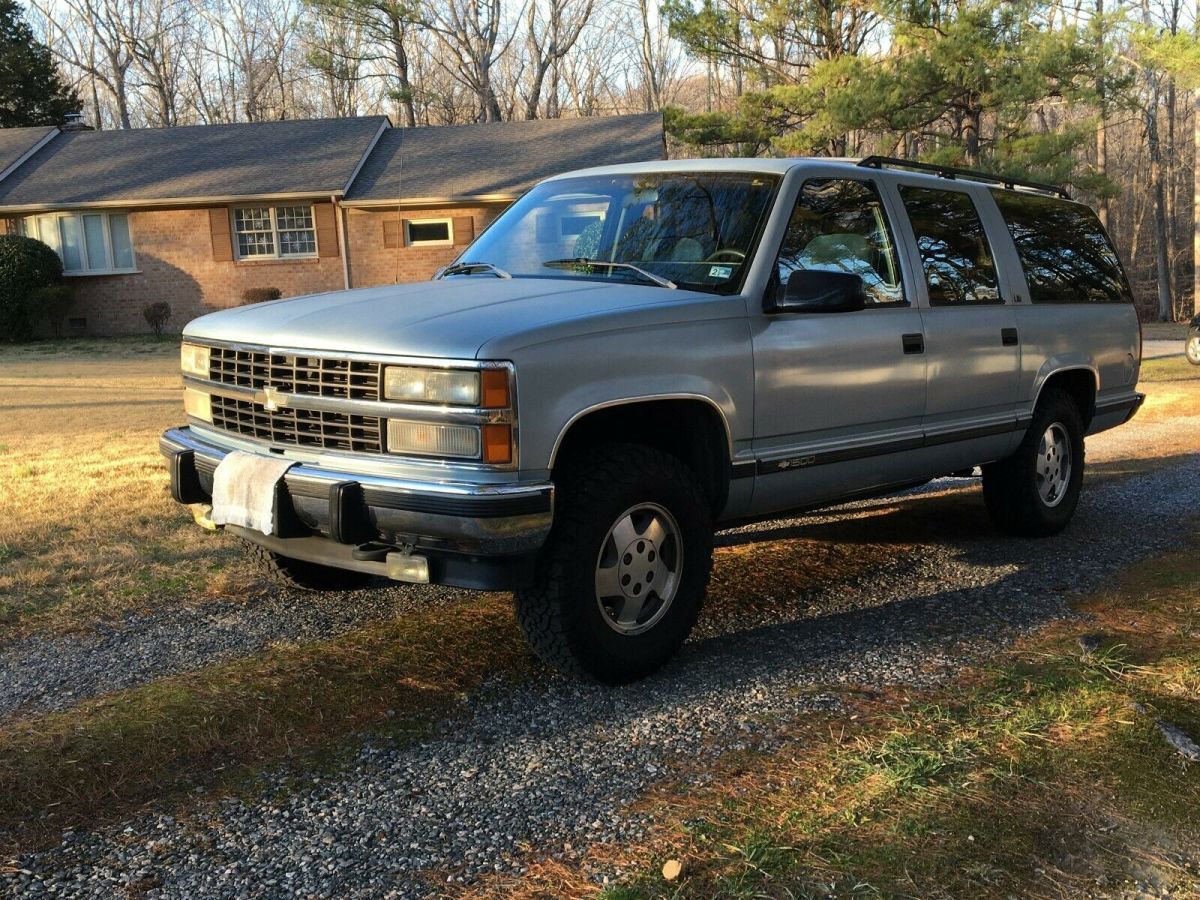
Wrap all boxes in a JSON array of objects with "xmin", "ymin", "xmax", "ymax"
[{"xmin": 891, "ymin": 182, "xmax": 1022, "ymax": 464}]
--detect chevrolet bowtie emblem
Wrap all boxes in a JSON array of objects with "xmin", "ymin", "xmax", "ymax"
[{"xmin": 255, "ymin": 385, "xmax": 286, "ymax": 411}]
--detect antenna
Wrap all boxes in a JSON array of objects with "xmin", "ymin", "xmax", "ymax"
[{"xmin": 394, "ymin": 128, "xmax": 404, "ymax": 283}]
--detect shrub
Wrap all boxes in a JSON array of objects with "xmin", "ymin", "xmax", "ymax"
[
  {"xmin": 35, "ymin": 284, "xmax": 75, "ymax": 338},
  {"xmin": 241, "ymin": 286, "xmax": 282, "ymax": 304},
  {"xmin": 0, "ymin": 235, "xmax": 63, "ymax": 342},
  {"xmin": 143, "ymin": 301, "xmax": 171, "ymax": 336}
]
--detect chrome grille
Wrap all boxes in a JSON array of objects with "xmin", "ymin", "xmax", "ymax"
[
  {"xmin": 210, "ymin": 396, "xmax": 385, "ymax": 454},
  {"xmin": 208, "ymin": 347, "xmax": 381, "ymax": 401}
]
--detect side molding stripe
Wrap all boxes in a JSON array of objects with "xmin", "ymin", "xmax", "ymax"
[{"xmin": 756, "ymin": 418, "xmax": 1024, "ymax": 475}]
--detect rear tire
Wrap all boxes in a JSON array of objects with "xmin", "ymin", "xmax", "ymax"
[
  {"xmin": 244, "ymin": 541, "xmax": 374, "ymax": 591},
  {"xmin": 982, "ymin": 388, "xmax": 1085, "ymax": 537},
  {"xmin": 514, "ymin": 444, "xmax": 713, "ymax": 684}
]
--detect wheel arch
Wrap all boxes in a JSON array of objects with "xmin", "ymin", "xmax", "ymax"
[
  {"xmin": 550, "ymin": 395, "xmax": 733, "ymax": 515},
  {"xmin": 1033, "ymin": 366, "xmax": 1098, "ymax": 429}
]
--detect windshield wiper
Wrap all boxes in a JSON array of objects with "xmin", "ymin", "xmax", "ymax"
[
  {"xmin": 543, "ymin": 258, "xmax": 677, "ymax": 289},
  {"xmin": 439, "ymin": 261, "xmax": 512, "ymax": 279}
]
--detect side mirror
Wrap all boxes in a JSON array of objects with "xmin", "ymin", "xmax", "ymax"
[{"xmin": 767, "ymin": 269, "xmax": 867, "ymax": 314}]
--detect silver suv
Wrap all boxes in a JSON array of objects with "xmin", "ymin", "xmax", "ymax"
[{"xmin": 161, "ymin": 156, "xmax": 1144, "ymax": 682}]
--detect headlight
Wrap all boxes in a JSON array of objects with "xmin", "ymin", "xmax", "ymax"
[
  {"xmin": 183, "ymin": 387, "xmax": 212, "ymax": 422},
  {"xmin": 180, "ymin": 342, "xmax": 210, "ymax": 378},
  {"xmin": 384, "ymin": 366, "xmax": 479, "ymax": 405},
  {"xmin": 383, "ymin": 366, "xmax": 511, "ymax": 408}
]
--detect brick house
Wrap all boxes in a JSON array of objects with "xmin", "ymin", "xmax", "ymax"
[{"xmin": 0, "ymin": 114, "xmax": 665, "ymax": 335}]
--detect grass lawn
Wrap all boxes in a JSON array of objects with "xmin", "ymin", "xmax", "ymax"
[{"xmin": 0, "ymin": 336, "xmax": 261, "ymax": 639}]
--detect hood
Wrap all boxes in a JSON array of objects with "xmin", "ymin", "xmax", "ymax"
[{"xmin": 183, "ymin": 277, "xmax": 727, "ymax": 359}]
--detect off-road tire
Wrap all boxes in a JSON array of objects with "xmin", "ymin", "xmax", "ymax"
[
  {"xmin": 244, "ymin": 541, "xmax": 374, "ymax": 591},
  {"xmin": 515, "ymin": 444, "xmax": 713, "ymax": 684},
  {"xmin": 982, "ymin": 388, "xmax": 1085, "ymax": 537},
  {"xmin": 1186, "ymin": 334, "xmax": 1200, "ymax": 366}
]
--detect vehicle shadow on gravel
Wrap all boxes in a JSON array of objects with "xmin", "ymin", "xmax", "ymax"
[{"xmin": 671, "ymin": 458, "xmax": 1200, "ymax": 690}]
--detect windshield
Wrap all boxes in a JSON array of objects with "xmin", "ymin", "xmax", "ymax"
[{"xmin": 451, "ymin": 172, "xmax": 780, "ymax": 294}]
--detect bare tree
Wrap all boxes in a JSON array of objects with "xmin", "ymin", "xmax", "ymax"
[
  {"xmin": 303, "ymin": 0, "xmax": 424, "ymax": 125},
  {"xmin": 199, "ymin": 0, "xmax": 301, "ymax": 121},
  {"xmin": 1141, "ymin": 0, "xmax": 1175, "ymax": 320},
  {"xmin": 306, "ymin": 8, "xmax": 368, "ymax": 116},
  {"xmin": 121, "ymin": 0, "xmax": 191, "ymax": 126},
  {"xmin": 32, "ymin": 0, "xmax": 135, "ymax": 127},
  {"xmin": 426, "ymin": 0, "xmax": 518, "ymax": 121},
  {"xmin": 523, "ymin": 0, "xmax": 595, "ymax": 118},
  {"xmin": 631, "ymin": 0, "xmax": 684, "ymax": 111}
]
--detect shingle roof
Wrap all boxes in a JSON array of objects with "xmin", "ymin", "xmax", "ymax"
[
  {"xmin": 344, "ymin": 113, "xmax": 665, "ymax": 203},
  {"xmin": 0, "ymin": 126, "xmax": 57, "ymax": 181},
  {"xmin": 0, "ymin": 117, "xmax": 388, "ymax": 209}
]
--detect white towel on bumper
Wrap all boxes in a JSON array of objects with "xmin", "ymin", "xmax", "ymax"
[{"xmin": 210, "ymin": 450, "xmax": 296, "ymax": 536}]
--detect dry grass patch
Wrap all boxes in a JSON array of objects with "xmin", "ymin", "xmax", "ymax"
[
  {"xmin": 461, "ymin": 533, "xmax": 1200, "ymax": 900},
  {"xmin": 0, "ymin": 593, "xmax": 529, "ymax": 852},
  {"xmin": 0, "ymin": 338, "xmax": 262, "ymax": 638},
  {"xmin": 1076, "ymin": 355, "xmax": 1199, "ymax": 482},
  {"xmin": 1136, "ymin": 356, "xmax": 1200, "ymax": 425}
]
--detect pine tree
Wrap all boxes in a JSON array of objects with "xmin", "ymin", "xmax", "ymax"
[
  {"xmin": 664, "ymin": 0, "xmax": 1114, "ymax": 191},
  {"xmin": 0, "ymin": 0, "xmax": 79, "ymax": 128}
]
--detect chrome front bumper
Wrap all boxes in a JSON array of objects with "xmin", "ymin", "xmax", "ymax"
[{"xmin": 159, "ymin": 426, "xmax": 554, "ymax": 560}]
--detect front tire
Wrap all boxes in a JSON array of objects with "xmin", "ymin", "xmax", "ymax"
[
  {"xmin": 982, "ymin": 388, "xmax": 1085, "ymax": 537},
  {"xmin": 244, "ymin": 541, "xmax": 374, "ymax": 591},
  {"xmin": 1186, "ymin": 334, "xmax": 1200, "ymax": 366},
  {"xmin": 515, "ymin": 444, "xmax": 714, "ymax": 683}
]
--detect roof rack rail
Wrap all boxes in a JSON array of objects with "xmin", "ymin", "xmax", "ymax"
[{"xmin": 857, "ymin": 155, "xmax": 1070, "ymax": 199}]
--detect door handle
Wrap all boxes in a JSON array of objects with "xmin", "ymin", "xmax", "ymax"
[
  {"xmin": 1001, "ymin": 327, "xmax": 1019, "ymax": 347},
  {"xmin": 902, "ymin": 333, "xmax": 924, "ymax": 354}
]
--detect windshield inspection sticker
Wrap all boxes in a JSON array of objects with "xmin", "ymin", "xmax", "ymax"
[{"xmin": 708, "ymin": 265, "xmax": 733, "ymax": 279}]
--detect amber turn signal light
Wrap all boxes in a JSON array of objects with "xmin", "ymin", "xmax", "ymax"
[
  {"xmin": 480, "ymin": 369, "xmax": 510, "ymax": 408},
  {"xmin": 482, "ymin": 423, "xmax": 513, "ymax": 464}
]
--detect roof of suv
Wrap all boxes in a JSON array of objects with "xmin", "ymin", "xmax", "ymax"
[
  {"xmin": 546, "ymin": 156, "xmax": 1076, "ymax": 203},
  {"xmin": 546, "ymin": 157, "xmax": 812, "ymax": 179}
]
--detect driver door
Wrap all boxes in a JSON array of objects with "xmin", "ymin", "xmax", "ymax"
[{"xmin": 749, "ymin": 176, "xmax": 929, "ymax": 514}]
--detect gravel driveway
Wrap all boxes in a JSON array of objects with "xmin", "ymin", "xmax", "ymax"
[{"xmin": 2, "ymin": 421, "xmax": 1197, "ymax": 898}]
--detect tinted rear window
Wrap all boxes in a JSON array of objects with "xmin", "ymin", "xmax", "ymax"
[
  {"xmin": 991, "ymin": 191, "xmax": 1132, "ymax": 304},
  {"xmin": 898, "ymin": 186, "xmax": 1001, "ymax": 306}
]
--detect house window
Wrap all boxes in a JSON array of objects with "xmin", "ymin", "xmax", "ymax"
[
  {"xmin": 406, "ymin": 218, "xmax": 454, "ymax": 247},
  {"xmin": 21, "ymin": 212, "xmax": 136, "ymax": 275},
  {"xmin": 233, "ymin": 205, "xmax": 318, "ymax": 259}
]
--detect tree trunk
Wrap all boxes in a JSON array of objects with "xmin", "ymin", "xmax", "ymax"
[
  {"xmin": 1146, "ymin": 79, "xmax": 1174, "ymax": 321},
  {"xmin": 388, "ymin": 19, "xmax": 416, "ymax": 127},
  {"xmin": 1194, "ymin": 90, "xmax": 1199, "ymax": 316},
  {"xmin": 90, "ymin": 76, "xmax": 102, "ymax": 130},
  {"xmin": 963, "ymin": 105, "xmax": 981, "ymax": 166},
  {"xmin": 1095, "ymin": 0, "xmax": 1107, "ymax": 227},
  {"xmin": 639, "ymin": 0, "xmax": 661, "ymax": 111}
]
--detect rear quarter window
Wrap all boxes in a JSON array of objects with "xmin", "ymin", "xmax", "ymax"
[{"xmin": 991, "ymin": 191, "xmax": 1133, "ymax": 304}]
